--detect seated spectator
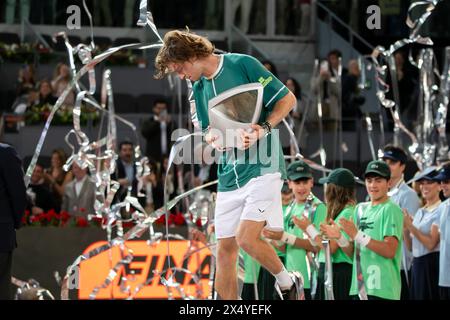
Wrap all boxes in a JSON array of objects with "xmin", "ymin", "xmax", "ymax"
[
  {"xmin": 12, "ymin": 64, "xmax": 36, "ymax": 113},
  {"xmin": 30, "ymin": 80, "xmax": 57, "ymax": 108},
  {"xmin": 51, "ymin": 63, "xmax": 74, "ymax": 106},
  {"xmin": 16, "ymin": 64, "xmax": 35, "ymax": 97},
  {"xmin": 43, "ymin": 148, "xmax": 73, "ymax": 212},
  {"xmin": 141, "ymin": 99, "xmax": 176, "ymax": 165},
  {"xmin": 13, "ymin": 87, "xmax": 38, "ymax": 114},
  {"xmin": 61, "ymin": 162, "xmax": 96, "ymax": 218},
  {"xmin": 26, "ymin": 162, "xmax": 55, "ymax": 215}
]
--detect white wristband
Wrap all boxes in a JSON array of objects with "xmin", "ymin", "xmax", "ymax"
[
  {"xmin": 336, "ymin": 234, "xmax": 350, "ymax": 248},
  {"xmin": 354, "ymin": 230, "xmax": 371, "ymax": 247},
  {"xmin": 281, "ymin": 232, "xmax": 297, "ymax": 246},
  {"xmin": 306, "ymin": 224, "xmax": 320, "ymax": 240}
]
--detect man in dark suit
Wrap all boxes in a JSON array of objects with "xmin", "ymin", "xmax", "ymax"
[
  {"xmin": 141, "ymin": 99, "xmax": 176, "ymax": 165},
  {"xmin": 111, "ymin": 141, "xmax": 139, "ymax": 205},
  {"xmin": 0, "ymin": 143, "xmax": 26, "ymax": 299}
]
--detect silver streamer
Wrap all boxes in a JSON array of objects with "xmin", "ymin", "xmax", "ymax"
[{"xmin": 322, "ymin": 240, "xmax": 335, "ymax": 300}]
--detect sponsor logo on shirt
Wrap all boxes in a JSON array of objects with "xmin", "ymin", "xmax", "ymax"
[
  {"xmin": 258, "ymin": 76, "xmax": 273, "ymax": 87},
  {"xmin": 359, "ymin": 217, "xmax": 374, "ymax": 232}
]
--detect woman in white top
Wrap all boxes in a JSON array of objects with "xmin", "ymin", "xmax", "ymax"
[{"xmin": 404, "ymin": 169, "xmax": 441, "ymax": 300}]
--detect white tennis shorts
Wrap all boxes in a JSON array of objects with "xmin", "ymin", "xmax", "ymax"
[{"xmin": 214, "ymin": 172, "xmax": 284, "ymax": 239}]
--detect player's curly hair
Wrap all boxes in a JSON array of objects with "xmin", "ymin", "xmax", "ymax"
[{"xmin": 154, "ymin": 29, "xmax": 215, "ymax": 79}]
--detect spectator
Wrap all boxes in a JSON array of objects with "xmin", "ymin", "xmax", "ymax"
[
  {"xmin": 404, "ymin": 169, "xmax": 441, "ymax": 300},
  {"xmin": 342, "ymin": 59, "xmax": 365, "ymax": 130},
  {"xmin": 61, "ymin": 162, "xmax": 96, "ymax": 218},
  {"xmin": 0, "ymin": 143, "xmax": 26, "ymax": 300},
  {"xmin": 112, "ymin": 141, "xmax": 139, "ymax": 204},
  {"xmin": 26, "ymin": 162, "xmax": 55, "ymax": 215},
  {"xmin": 51, "ymin": 63, "xmax": 74, "ymax": 106},
  {"xmin": 381, "ymin": 144, "xmax": 421, "ymax": 300},
  {"xmin": 5, "ymin": 0, "xmax": 30, "ymax": 24},
  {"xmin": 16, "ymin": 64, "xmax": 35, "ymax": 97},
  {"xmin": 30, "ymin": 80, "xmax": 57, "ymax": 108},
  {"xmin": 12, "ymin": 64, "xmax": 36, "ymax": 113},
  {"xmin": 43, "ymin": 148, "xmax": 73, "ymax": 212},
  {"xmin": 386, "ymin": 50, "xmax": 419, "ymax": 128},
  {"xmin": 141, "ymin": 99, "xmax": 175, "ymax": 164},
  {"xmin": 311, "ymin": 49, "xmax": 346, "ymax": 132},
  {"xmin": 285, "ymin": 77, "xmax": 306, "ymax": 147}
]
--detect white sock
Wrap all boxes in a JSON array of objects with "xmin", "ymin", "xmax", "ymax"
[{"xmin": 273, "ymin": 266, "xmax": 293, "ymax": 291}]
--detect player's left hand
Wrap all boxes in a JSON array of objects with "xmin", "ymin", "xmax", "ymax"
[{"xmin": 239, "ymin": 124, "xmax": 265, "ymax": 150}]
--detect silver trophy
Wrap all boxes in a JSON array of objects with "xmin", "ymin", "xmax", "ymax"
[{"xmin": 208, "ymin": 83, "xmax": 263, "ymax": 149}]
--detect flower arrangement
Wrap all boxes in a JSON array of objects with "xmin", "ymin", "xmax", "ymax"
[
  {"xmin": 22, "ymin": 209, "xmax": 102, "ymax": 227},
  {"xmin": 24, "ymin": 103, "xmax": 99, "ymax": 126},
  {"xmin": 0, "ymin": 41, "xmax": 142, "ymax": 66},
  {"xmin": 104, "ymin": 49, "xmax": 140, "ymax": 67},
  {"xmin": 153, "ymin": 210, "xmax": 200, "ymax": 227},
  {"xmin": 0, "ymin": 43, "xmax": 35, "ymax": 63}
]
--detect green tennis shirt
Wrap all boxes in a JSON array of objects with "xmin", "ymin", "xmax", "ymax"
[
  {"xmin": 349, "ymin": 200, "xmax": 404, "ymax": 300},
  {"xmin": 284, "ymin": 195, "xmax": 327, "ymax": 289},
  {"xmin": 193, "ymin": 53, "xmax": 289, "ymax": 192}
]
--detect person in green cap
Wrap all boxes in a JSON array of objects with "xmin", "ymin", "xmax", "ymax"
[
  {"xmin": 309, "ymin": 168, "xmax": 357, "ymax": 300},
  {"xmin": 323, "ymin": 160, "xmax": 404, "ymax": 300},
  {"xmin": 263, "ymin": 160, "xmax": 327, "ymax": 300}
]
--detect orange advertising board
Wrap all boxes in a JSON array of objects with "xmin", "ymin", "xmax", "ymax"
[{"xmin": 78, "ymin": 240, "xmax": 212, "ymax": 299}]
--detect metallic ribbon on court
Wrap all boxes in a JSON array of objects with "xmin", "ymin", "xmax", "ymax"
[
  {"xmin": 355, "ymin": 205, "xmax": 368, "ymax": 300},
  {"xmin": 322, "ymin": 239, "xmax": 335, "ymax": 300}
]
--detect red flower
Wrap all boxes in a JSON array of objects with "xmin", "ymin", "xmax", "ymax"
[
  {"xmin": 155, "ymin": 214, "xmax": 165, "ymax": 225},
  {"xmin": 79, "ymin": 208, "xmax": 86, "ymax": 213},
  {"xmin": 75, "ymin": 216, "xmax": 89, "ymax": 227},
  {"xmin": 195, "ymin": 217, "xmax": 203, "ymax": 228},
  {"xmin": 29, "ymin": 214, "xmax": 41, "ymax": 224},
  {"xmin": 122, "ymin": 221, "xmax": 134, "ymax": 229},
  {"xmin": 60, "ymin": 211, "xmax": 71, "ymax": 226},
  {"xmin": 173, "ymin": 213, "xmax": 186, "ymax": 226}
]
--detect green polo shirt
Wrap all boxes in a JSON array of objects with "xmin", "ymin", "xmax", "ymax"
[
  {"xmin": 193, "ymin": 53, "xmax": 289, "ymax": 192},
  {"xmin": 349, "ymin": 200, "xmax": 404, "ymax": 300},
  {"xmin": 284, "ymin": 195, "xmax": 327, "ymax": 289}
]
